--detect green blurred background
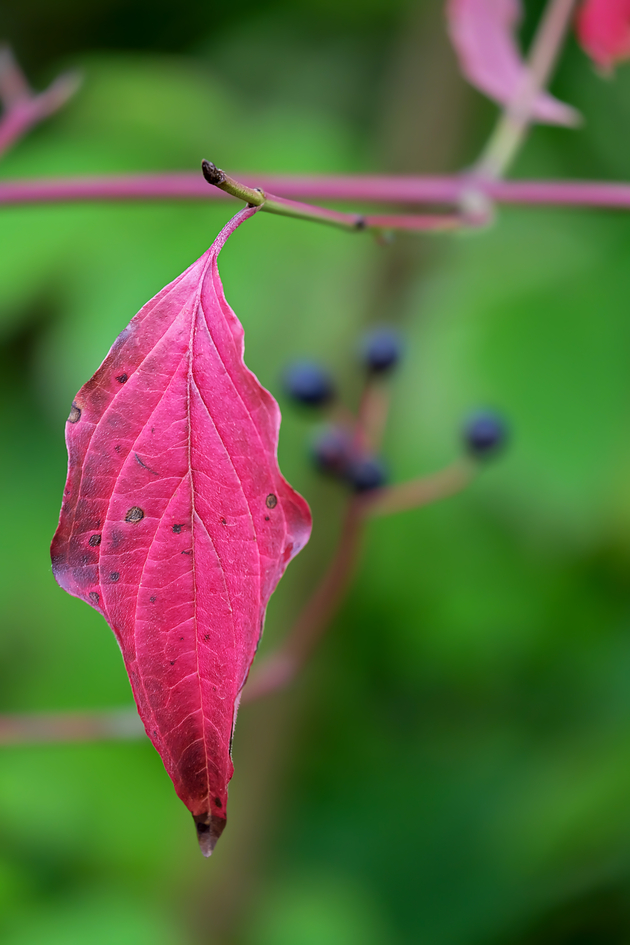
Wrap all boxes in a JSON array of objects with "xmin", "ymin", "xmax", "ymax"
[{"xmin": 1, "ymin": 0, "xmax": 630, "ymax": 942}]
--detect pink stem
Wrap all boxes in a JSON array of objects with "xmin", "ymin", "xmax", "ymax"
[
  {"xmin": 0, "ymin": 708, "xmax": 144, "ymax": 744},
  {"xmin": 243, "ymin": 501, "xmax": 365, "ymax": 703},
  {"xmin": 0, "ymin": 99, "xmax": 68, "ymax": 156},
  {"xmin": 0, "ymin": 73, "xmax": 80, "ymax": 157},
  {"xmin": 362, "ymin": 460, "xmax": 475, "ymax": 518},
  {"xmin": 365, "ymin": 213, "xmax": 462, "ymax": 230},
  {"xmin": 0, "ymin": 173, "xmax": 629, "ymax": 211}
]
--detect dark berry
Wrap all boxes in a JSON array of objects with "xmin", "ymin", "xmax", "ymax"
[
  {"xmin": 283, "ymin": 361, "xmax": 334, "ymax": 406},
  {"xmin": 462, "ymin": 410, "xmax": 507, "ymax": 458},
  {"xmin": 311, "ymin": 426, "xmax": 351, "ymax": 476},
  {"xmin": 361, "ymin": 328, "xmax": 403, "ymax": 373},
  {"xmin": 346, "ymin": 455, "xmax": 387, "ymax": 493}
]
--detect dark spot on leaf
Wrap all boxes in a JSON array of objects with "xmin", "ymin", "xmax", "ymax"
[
  {"xmin": 265, "ymin": 515, "xmax": 270, "ymax": 521},
  {"xmin": 114, "ymin": 445, "xmax": 122, "ymax": 453},
  {"xmin": 125, "ymin": 507, "xmax": 144, "ymax": 523},
  {"xmin": 68, "ymin": 403, "xmax": 81, "ymax": 423},
  {"xmin": 89, "ymin": 591, "xmax": 100, "ymax": 603},
  {"xmin": 110, "ymin": 572, "xmax": 120, "ymax": 583},
  {"xmin": 214, "ymin": 797, "xmax": 222, "ymax": 808},
  {"xmin": 116, "ymin": 373, "xmax": 128, "ymax": 384},
  {"xmin": 181, "ymin": 549, "xmax": 191, "ymax": 555},
  {"xmin": 180, "ymin": 636, "xmax": 184, "ymax": 641},
  {"xmin": 88, "ymin": 534, "xmax": 101, "ymax": 547},
  {"xmin": 220, "ymin": 517, "xmax": 227, "ymax": 525},
  {"xmin": 149, "ymin": 596, "xmax": 156, "ymax": 603},
  {"xmin": 204, "ymin": 635, "xmax": 210, "ymax": 641},
  {"xmin": 170, "ymin": 660, "xmax": 175, "ymax": 665},
  {"xmin": 266, "ymin": 494, "xmax": 277, "ymax": 509},
  {"xmin": 172, "ymin": 524, "xmax": 183, "ymax": 533}
]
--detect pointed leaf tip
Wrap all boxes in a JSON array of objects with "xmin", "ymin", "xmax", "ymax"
[
  {"xmin": 51, "ymin": 206, "xmax": 312, "ymax": 849},
  {"xmin": 194, "ymin": 813, "xmax": 227, "ymax": 857}
]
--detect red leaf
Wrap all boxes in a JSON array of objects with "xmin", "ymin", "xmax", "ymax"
[
  {"xmin": 446, "ymin": 0, "xmax": 580, "ymax": 125},
  {"xmin": 576, "ymin": 0, "xmax": 630, "ymax": 69},
  {"xmin": 51, "ymin": 206, "xmax": 312, "ymax": 855}
]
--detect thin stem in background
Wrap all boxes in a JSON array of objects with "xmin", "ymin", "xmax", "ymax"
[
  {"xmin": 0, "ymin": 708, "xmax": 143, "ymax": 744},
  {"xmin": 242, "ymin": 500, "xmax": 365, "ymax": 703},
  {"xmin": 243, "ymin": 372, "xmax": 397, "ymax": 704},
  {"xmin": 0, "ymin": 46, "xmax": 81, "ymax": 158},
  {"xmin": 244, "ymin": 466, "xmax": 476, "ymax": 702},
  {"xmin": 475, "ymin": 0, "xmax": 578, "ymax": 179},
  {"xmin": 363, "ymin": 459, "xmax": 476, "ymax": 518},
  {"xmin": 354, "ymin": 379, "xmax": 391, "ymax": 454}
]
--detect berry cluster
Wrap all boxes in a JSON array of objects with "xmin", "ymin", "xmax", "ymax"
[
  {"xmin": 283, "ymin": 328, "xmax": 402, "ymax": 492},
  {"xmin": 310, "ymin": 425, "xmax": 388, "ymax": 492},
  {"xmin": 283, "ymin": 329, "xmax": 506, "ymax": 493}
]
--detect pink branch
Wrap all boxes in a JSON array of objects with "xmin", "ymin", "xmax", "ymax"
[
  {"xmin": 0, "ymin": 173, "xmax": 629, "ymax": 212},
  {"xmin": 0, "ymin": 47, "xmax": 80, "ymax": 158},
  {"xmin": 0, "ymin": 708, "xmax": 144, "ymax": 744},
  {"xmin": 362, "ymin": 460, "xmax": 475, "ymax": 518},
  {"xmin": 242, "ymin": 501, "xmax": 365, "ymax": 703}
]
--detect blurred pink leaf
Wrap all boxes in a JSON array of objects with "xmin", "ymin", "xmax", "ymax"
[
  {"xmin": 576, "ymin": 0, "xmax": 630, "ymax": 69},
  {"xmin": 51, "ymin": 206, "xmax": 311, "ymax": 856},
  {"xmin": 446, "ymin": 0, "xmax": 580, "ymax": 125}
]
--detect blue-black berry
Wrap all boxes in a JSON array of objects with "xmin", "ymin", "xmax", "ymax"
[
  {"xmin": 361, "ymin": 328, "xmax": 403, "ymax": 374},
  {"xmin": 346, "ymin": 454, "xmax": 388, "ymax": 493},
  {"xmin": 311, "ymin": 426, "xmax": 351, "ymax": 476},
  {"xmin": 462, "ymin": 410, "xmax": 507, "ymax": 458},
  {"xmin": 283, "ymin": 360, "xmax": 334, "ymax": 406}
]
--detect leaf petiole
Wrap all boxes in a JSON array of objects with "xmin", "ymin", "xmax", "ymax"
[
  {"xmin": 201, "ymin": 160, "xmax": 465, "ymax": 234},
  {"xmin": 202, "ymin": 159, "xmax": 366, "ymax": 232}
]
